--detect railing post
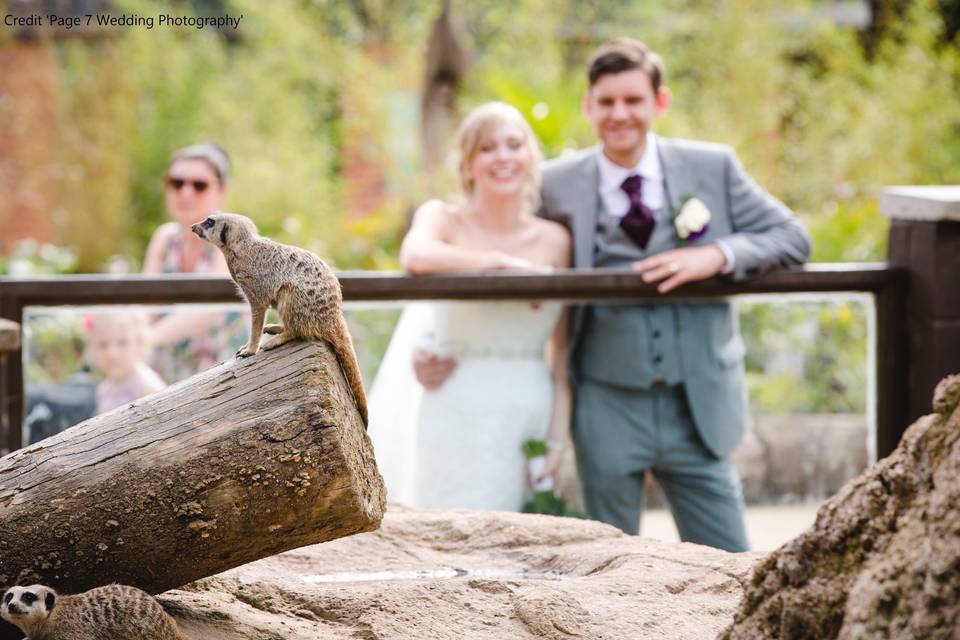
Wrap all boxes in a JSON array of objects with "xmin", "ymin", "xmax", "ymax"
[
  {"xmin": 873, "ymin": 274, "xmax": 910, "ymax": 458},
  {"xmin": 882, "ymin": 186, "xmax": 960, "ymax": 430},
  {"xmin": 0, "ymin": 315, "xmax": 22, "ymax": 456}
]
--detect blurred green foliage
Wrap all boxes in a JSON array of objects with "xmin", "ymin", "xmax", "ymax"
[
  {"xmin": 2, "ymin": 239, "xmax": 78, "ymax": 276},
  {"xmin": 740, "ymin": 298, "xmax": 869, "ymax": 414},
  {"xmin": 24, "ymin": 311, "xmax": 86, "ymax": 385}
]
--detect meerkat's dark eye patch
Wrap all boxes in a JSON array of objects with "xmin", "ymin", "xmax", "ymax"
[
  {"xmin": 3, "ymin": 592, "xmax": 12, "ymax": 604},
  {"xmin": 202, "ymin": 217, "xmax": 215, "ymax": 229},
  {"xmin": 220, "ymin": 223, "xmax": 229, "ymax": 245},
  {"xmin": 21, "ymin": 592, "xmax": 36, "ymax": 604},
  {"xmin": 45, "ymin": 592, "xmax": 55, "ymax": 610}
]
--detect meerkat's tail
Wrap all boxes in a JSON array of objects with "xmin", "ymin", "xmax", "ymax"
[{"xmin": 329, "ymin": 315, "xmax": 369, "ymax": 427}]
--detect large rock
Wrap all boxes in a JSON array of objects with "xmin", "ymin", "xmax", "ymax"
[
  {"xmin": 721, "ymin": 374, "xmax": 960, "ymax": 639},
  {"xmin": 159, "ymin": 508, "xmax": 758, "ymax": 639}
]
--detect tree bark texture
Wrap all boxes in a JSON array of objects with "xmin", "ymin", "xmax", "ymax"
[{"xmin": 0, "ymin": 340, "xmax": 385, "ymax": 597}]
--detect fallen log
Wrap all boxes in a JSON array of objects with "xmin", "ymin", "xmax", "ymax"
[{"xmin": 0, "ymin": 340, "xmax": 384, "ymax": 601}]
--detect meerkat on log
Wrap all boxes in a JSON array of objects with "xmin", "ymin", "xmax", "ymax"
[
  {"xmin": 1, "ymin": 584, "xmax": 189, "ymax": 640},
  {"xmin": 192, "ymin": 213, "xmax": 368, "ymax": 426}
]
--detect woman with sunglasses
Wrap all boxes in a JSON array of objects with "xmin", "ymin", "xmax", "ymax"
[
  {"xmin": 142, "ymin": 143, "xmax": 247, "ymax": 382},
  {"xmin": 144, "ymin": 143, "xmax": 231, "ymax": 275}
]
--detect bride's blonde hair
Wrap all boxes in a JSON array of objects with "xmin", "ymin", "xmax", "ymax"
[{"xmin": 456, "ymin": 102, "xmax": 543, "ymax": 210}]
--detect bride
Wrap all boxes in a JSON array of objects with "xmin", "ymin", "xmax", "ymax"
[{"xmin": 368, "ymin": 102, "xmax": 571, "ymax": 511}]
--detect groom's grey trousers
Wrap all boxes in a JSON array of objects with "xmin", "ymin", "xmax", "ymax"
[{"xmin": 573, "ymin": 376, "xmax": 749, "ymax": 552}]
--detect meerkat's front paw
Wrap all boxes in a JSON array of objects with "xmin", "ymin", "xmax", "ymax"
[
  {"xmin": 236, "ymin": 344, "xmax": 259, "ymax": 358},
  {"xmin": 262, "ymin": 323, "xmax": 284, "ymax": 335}
]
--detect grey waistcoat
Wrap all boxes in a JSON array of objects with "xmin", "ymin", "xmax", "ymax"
[{"xmin": 579, "ymin": 198, "xmax": 683, "ymax": 388}]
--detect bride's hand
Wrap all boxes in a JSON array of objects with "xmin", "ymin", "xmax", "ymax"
[
  {"xmin": 536, "ymin": 448, "xmax": 565, "ymax": 486},
  {"xmin": 412, "ymin": 346, "xmax": 457, "ymax": 390}
]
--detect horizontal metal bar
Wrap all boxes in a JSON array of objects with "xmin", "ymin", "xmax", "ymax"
[{"xmin": 0, "ymin": 263, "xmax": 905, "ymax": 306}]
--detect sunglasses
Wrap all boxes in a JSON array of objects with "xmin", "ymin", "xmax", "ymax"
[{"xmin": 166, "ymin": 177, "xmax": 211, "ymax": 192}]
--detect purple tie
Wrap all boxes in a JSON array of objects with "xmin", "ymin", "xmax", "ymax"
[{"xmin": 619, "ymin": 174, "xmax": 655, "ymax": 249}]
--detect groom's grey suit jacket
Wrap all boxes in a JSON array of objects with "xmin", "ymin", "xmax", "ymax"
[{"xmin": 540, "ymin": 138, "xmax": 811, "ymax": 458}]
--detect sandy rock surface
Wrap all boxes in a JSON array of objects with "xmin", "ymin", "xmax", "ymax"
[
  {"xmin": 721, "ymin": 374, "xmax": 960, "ymax": 639},
  {"xmin": 160, "ymin": 508, "xmax": 759, "ymax": 640}
]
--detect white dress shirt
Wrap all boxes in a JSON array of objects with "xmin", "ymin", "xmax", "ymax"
[{"xmin": 597, "ymin": 132, "xmax": 665, "ymax": 219}]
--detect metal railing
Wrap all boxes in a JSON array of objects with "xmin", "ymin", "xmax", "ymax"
[{"xmin": 0, "ymin": 263, "xmax": 909, "ymax": 456}]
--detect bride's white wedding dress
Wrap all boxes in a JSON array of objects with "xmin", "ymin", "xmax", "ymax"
[{"xmin": 368, "ymin": 300, "xmax": 563, "ymax": 511}]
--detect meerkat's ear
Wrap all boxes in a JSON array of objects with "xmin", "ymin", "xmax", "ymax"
[
  {"xmin": 45, "ymin": 590, "xmax": 55, "ymax": 611},
  {"xmin": 220, "ymin": 223, "xmax": 229, "ymax": 245}
]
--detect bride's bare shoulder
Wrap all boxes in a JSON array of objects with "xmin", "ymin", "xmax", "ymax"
[{"xmin": 412, "ymin": 199, "xmax": 463, "ymax": 226}]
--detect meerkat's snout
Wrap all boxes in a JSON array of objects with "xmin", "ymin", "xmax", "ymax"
[
  {"xmin": 3, "ymin": 589, "xmax": 23, "ymax": 617},
  {"xmin": 191, "ymin": 216, "xmax": 216, "ymax": 239}
]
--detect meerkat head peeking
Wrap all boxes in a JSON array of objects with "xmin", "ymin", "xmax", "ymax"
[
  {"xmin": 191, "ymin": 212, "xmax": 258, "ymax": 251},
  {"xmin": 2, "ymin": 585, "xmax": 57, "ymax": 634}
]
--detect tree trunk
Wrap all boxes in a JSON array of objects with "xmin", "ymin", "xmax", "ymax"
[
  {"xmin": 421, "ymin": 0, "xmax": 467, "ymax": 173},
  {"xmin": 0, "ymin": 340, "xmax": 384, "ymax": 601}
]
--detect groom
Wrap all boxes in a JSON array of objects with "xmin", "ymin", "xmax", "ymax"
[{"xmin": 538, "ymin": 38, "xmax": 810, "ymax": 551}]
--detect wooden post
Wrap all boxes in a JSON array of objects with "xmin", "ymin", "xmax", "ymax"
[
  {"xmin": 882, "ymin": 186, "xmax": 960, "ymax": 424},
  {"xmin": 0, "ymin": 320, "xmax": 19, "ymax": 353},
  {"xmin": 0, "ymin": 319, "xmax": 19, "ymax": 458},
  {"xmin": 0, "ymin": 340, "xmax": 384, "ymax": 600}
]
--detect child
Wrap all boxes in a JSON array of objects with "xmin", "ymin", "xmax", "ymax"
[{"xmin": 84, "ymin": 309, "xmax": 166, "ymax": 414}]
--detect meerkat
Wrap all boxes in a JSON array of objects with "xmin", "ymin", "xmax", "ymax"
[
  {"xmin": 192, "ymin": 213, "xmax": 368, "ymax": 426},
  {"xmin": 1, "ymin": 583, "xmax": 189, "ymax": 640}
]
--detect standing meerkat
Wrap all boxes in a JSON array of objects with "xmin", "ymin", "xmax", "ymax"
[
  {"xmin": 192, "ymin": 213, "xmax": 368, "ymax": 426},
  {"xmin": 1, "ymin": 583, "xmax": 189, "ymax": 640}
]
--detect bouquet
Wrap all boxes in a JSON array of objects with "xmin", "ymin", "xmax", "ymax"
[{"xmin": 521, "ymin": 439, "xmax": 587, "ymax": 518}]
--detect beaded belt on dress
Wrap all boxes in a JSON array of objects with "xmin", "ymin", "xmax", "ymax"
[{"xmin": 438, "ymin": 342, "xmax": 543, "ymax": 359}]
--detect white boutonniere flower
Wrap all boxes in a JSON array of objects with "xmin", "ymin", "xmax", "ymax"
[{"xmin": 674, "ymin": 197, "xmax": 711, "ymax": 243}]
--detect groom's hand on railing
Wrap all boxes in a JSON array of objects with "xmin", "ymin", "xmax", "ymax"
[
  {"xmin": 412, "ymin": 346, "xmax": 457, "ymax": 390},
  {"xmin": 632, "ymin": 245, "xmax": 728, "ymax": 294}
]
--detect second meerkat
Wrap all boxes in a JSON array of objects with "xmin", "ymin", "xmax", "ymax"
[
  {"xmin": 192, "ymin": 213, "xmax": 368, "ymax": 426},
  {"xmin": 2, "ymin": 583, "xmax": 189, "ymax": 640}
]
